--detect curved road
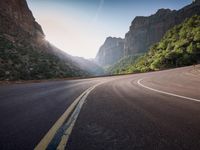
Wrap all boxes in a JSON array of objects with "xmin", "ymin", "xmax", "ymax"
[{"xmin": 0, "ymin": 65, "xmax": 200, "ymax": 150}]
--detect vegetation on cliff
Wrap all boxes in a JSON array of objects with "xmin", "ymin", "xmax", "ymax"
[
  {"xmin": 0, "ymin": 36, "xmax": 88, "ymax": 80},
  {"xmin": 107, "ymin": 54, "xmax": 142, "ymax": 74},
  {"xmin": 109, "ymin": 15, "xmax": 200, "ymax": 74}
]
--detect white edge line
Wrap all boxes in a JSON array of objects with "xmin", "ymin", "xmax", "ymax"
[{"xmin": 137, "ymin": 78, "xmax": 200, "ymax": 102}]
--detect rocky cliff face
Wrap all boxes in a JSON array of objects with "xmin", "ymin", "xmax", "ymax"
[
  {"xmin": 0, "ymin": 0, "xmax": 44, "ymax": 43},
  {"xmin": 124, "ymin": 0, "xmax": 200, "ymax": 55},
  {"xmin": 96, "ymin": 0, "xmax": 200, "ymax": 67},
  {"xmin": 95, "ymin": 37, "xmax": 124, "ymax": 66},
  {"xmin": 0, "ymin": 0, "xmax": 90, "ymax": 80}
]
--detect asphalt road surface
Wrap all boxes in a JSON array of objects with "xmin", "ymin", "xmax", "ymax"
[{"xmin": 0, "ymin": 65, "xmax": 200, "ymax": 150}]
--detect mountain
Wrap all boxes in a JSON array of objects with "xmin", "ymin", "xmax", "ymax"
[
  {"xmin": 95, "ymin": 37, "xmax": 124, "ymax": 67},
  {"xmin": 110, "ymin": 15, "xmax": 200, "ymax": 74},
  {"xmin": 95, "ymin": 0, "xmax": 200, "ymax": 67},
  {"xmin": 125, "ymin": 0, "xmax": 200, "ymax": 56},
  {"xmin": 0, "ymin": 0, "xmax": 98, "ymax": 80}
]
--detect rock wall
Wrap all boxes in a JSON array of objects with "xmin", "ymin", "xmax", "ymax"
[
  {"xmin": 95, "ymin": 37, "xmax": 124, "ymax": 66},
  {"xmin": 0, "ymin": 0, "xmax": 44, "ymax": 41}
]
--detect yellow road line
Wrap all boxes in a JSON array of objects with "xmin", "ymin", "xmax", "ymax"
[
  {"xmin": 56, "ymin": 84, "xmax": 99, "ymax": 150},
  {"xmin": 34, "ymin": 82, "xmax": 104, "ymax": 150}
]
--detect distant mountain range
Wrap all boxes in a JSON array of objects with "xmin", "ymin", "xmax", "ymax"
[
  {"xmin": 95, "ymin": 0, "xmax": 200, "ymax": 67},
  {"xmin": 0, "ymin": 0, "xmax": 103, "ymax": 81}
]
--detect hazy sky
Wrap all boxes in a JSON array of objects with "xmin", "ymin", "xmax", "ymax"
[{"xmin": 27, "ymin": 0, "xmax": 192, "ymax": 59}]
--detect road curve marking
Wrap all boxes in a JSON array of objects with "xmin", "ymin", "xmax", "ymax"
[
  {"xmin": 56, "ymin": 83, "xmax": 102, "ymax": 150},
  {"xmin": 137, "ymin": 78, "xmax": 200, "ymax": 102},
  {"xmin": 34, "ymin": 82, "xmax": 105, "ymax": 150}
]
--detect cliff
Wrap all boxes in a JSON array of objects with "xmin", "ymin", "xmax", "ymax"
[
  {"xmin": 95, "ymin": 37, "xmax": 124, "ymax": 66},
  {"xmin": 124, "ymin": 0, "xmax": 200, "ymax": 55},
  {"xmin": 119, "ymin": 15, "xmax": 200, "ymax": 73},
  {"xmin": 0, "ymin": 0, "xmax": 44, "ymax": 43}
]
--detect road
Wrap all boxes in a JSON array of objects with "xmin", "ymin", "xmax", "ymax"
[{"xmin": 0, "ymin": 65, "xmax": 200, "ymax": 150}]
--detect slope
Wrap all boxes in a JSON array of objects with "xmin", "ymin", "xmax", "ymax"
[
  {"xmin": 0, "ymin": 0, "xmax": 89, "ymax": 81},
  {"xmin": 112, "ymin": 15, "xmax": 200, "ymax": 74}
]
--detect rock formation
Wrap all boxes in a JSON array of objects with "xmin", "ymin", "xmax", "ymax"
[
  {"xmin": 95, "ymin": 37, "xmax": 124, "ymax": 66},
  {"xmin": 0, "ymin": 0, "xmax": 44, "ymax": 43}
]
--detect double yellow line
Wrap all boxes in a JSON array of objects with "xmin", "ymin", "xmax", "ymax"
[{"xmin": 34, "ymin": 82, "xmax": 105, "ymax": 150}]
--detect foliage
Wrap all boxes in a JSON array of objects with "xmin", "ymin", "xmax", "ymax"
[
  {"xmin": 107, "ymin": 54, "xmax": 143, "ymax": 74},
  {"xmin": 0, "ymin": 36, "xmax": 88, "ymax": 80}
]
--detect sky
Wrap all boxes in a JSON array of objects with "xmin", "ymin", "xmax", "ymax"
[{"xmin": 27, "ymin": 0, "xmax": 192, "ymax": 59}]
